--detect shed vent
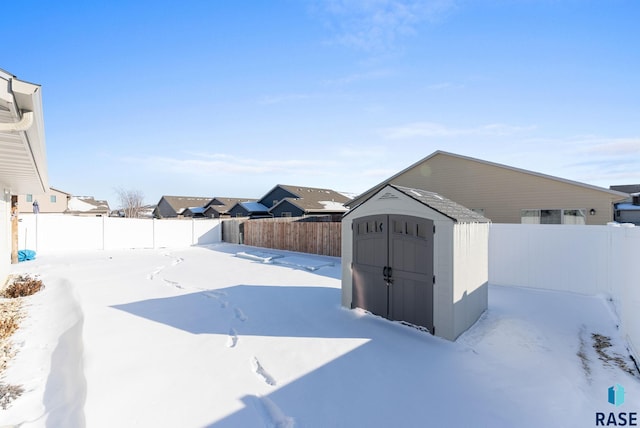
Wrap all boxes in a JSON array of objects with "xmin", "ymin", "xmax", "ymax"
[{"xmin": 379, "ymin": 192, "xmax": 399, "ymax": 200}]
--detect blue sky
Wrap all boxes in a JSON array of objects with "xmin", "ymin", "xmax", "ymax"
[{"xmin": 3, "ymin": 0, "xmax": 639, "ymax": 208}]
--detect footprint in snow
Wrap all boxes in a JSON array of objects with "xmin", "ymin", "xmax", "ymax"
[
  {"xmin": 251, "ymin": 357, "xmax": 276, "ymax": 386},
  {"xmin": 252, "ymin": 395, "xmax": 294, "ymax": 428},
  {"xmin": 234, "ymin": 307, "xmax": 248, "ymax": 322},
  {"xmin": 162, "ymin": 278, "xmax": 184, "ymax": 289},
  {"xmin": 203, "ymin": 291, "xmax": 230, "ymax": 308},
  {"xmin": 227, "ymin": 328, "xmax": 238, "ymax": 348},
  {"xmin": 147, "ymin": 267, "xmax": 164, "ymax": 280}
]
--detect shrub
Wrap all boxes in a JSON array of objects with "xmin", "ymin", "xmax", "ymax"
[{"xmin": 1, "ymin": 275, "xmax": 44, "ymax": 299}]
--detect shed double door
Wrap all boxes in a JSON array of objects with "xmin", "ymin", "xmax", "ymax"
[{"xmin": 352, "ymin": 214, "xmax": 434, "ymax": 332}]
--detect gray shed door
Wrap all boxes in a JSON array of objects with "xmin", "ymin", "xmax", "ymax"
[{"xmin": 352, "ymin": 214, "xmax": 434, "ymax": 332}]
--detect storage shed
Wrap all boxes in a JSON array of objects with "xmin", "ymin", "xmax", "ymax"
[{"xmin": 341, "ymin": 184, "xmax": 490, "ymax": 341}]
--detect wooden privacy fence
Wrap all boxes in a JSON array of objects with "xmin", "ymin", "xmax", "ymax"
[
  {"xmin": 221, "ymin": 219, "xmax": 245, "ymax": 244},
  {"xmin": 224, "ymin": 217, "xmax": 342, "ymax": 257}
]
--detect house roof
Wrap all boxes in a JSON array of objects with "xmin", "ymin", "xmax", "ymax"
[
  {"xmin": 238, "ymin": 201, "xmax": 270, "ymax": 213},
  {"xmin": 206, "ymin": 197, "xmax": 257, "ymax": 213},
  {"xmin": 267, "ymin": 184, "xmax": 350, "ymax": 213},
  {"xmin": 65, "ymin": 196, "xmax": 110, "ymax": 215},
  {"xmin": 184, "ymin": 206, "xmax": 206, "ymax": 215},
  {"xmin": 349, "ymin": 150, "xmax": 629, "ymax": 207},
  {"xmin": 49, "ymin": 187, "xmax": 72, "ymax": 196},
  {"xmin": 392, "ymin": 185, "xmax": 490, "ymax": 223},
  {"xmin": 272, "ymin": 197, "xmax": 349, "ymax": 214},
  {"xmin": 160, "ymin": 196, "xmax": 213, "ymax": 213},
  {"xmin": 0, "ymin": 68, "xmax": 48, "ymax": 194},
  {"xmin": 610, "ymin": 185, "xmax": 640, "ymax": 195},
  {"xmin": 616, "ymin": 203, "xmax": 640, "ymax": 211}
]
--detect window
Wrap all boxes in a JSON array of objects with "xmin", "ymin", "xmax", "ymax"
[
  {"xmin": 540, "ymin": 209, "xmax": 561, "ymax": 224},
  {"xmin": 50, "ymin": 195, "xmax": 57, "ymax": 203},
  {"xmin": 281, "ymin": 212, "xmax": 292, "ymax": 217},
  {"xmin": 417, "ymin": 223, "xmax": 428, "ymax": 239},
  {"xmin": 26, "ymin": 194, "xmax": 33, "ymax": 202},
  {"xmin": 521, "ymin": 209, "xmax": 586, "ymax": 225},
  {"xmin": 359, "ymin": 220, "xmax": 382, "ymax": 235},
  {"xmin": 358, "ymin": 222, "xmax": 366, "ymax": 235},
  {"xmin": 563, "ymin": 209, "xmax": 586, "ymax": 225}
]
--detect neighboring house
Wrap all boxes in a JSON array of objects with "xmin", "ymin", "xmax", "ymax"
[
  {"xmin": 610, "ymin": 185, "xmax": 640, "ymax": 225},
  {"xmin": 65, "ymin": 196, "xmax": 110, "ymax": 216},
  {"xmin": 0, "ymin": 68, "xmax": 48, "ymax": 279},
  {"xmin": 153, "ymin": 196, "xmax": 213, "ymax": 218},
  {"xmin": 182, "ymin": 206, "xmax": 207, "ymax": 218},
  {"xmin": 204, "ymin": 197, "xmax": 256, "ymax": 218},
  {"xmin": 258, "ymin": 184, "xmax": 350, "ymax": 218},
  {"xmin": 17, "ymin": 187, "xmax": 71, "ymax": 213},
  {"xmin": 349, "ymin": 151, "xmax": 628, "ymax": 225},
  {"xmin": 227, "ymin": 201, "xmax": 271, "ymax": 219}
]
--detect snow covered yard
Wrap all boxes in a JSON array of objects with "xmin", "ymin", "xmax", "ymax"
[{"xmin": 1, "ymin": 243, "xmax": 638, "ymax": 427}]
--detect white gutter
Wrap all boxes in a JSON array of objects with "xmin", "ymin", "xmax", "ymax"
[{"xmin": 0, "ymin": 110, "xmax": 34, "ymax": 131}]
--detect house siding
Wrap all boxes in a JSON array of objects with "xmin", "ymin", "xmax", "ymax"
[
  {"xmin": 390, "ymin": 153, "xmax": 619, "ymax": 225},
  {"xmin": 259, "ymin": 187, "xmax": 297, "ymax": 209},
  {"xmin": 17, "ymin": 188, "xmax": 69, "ymax": 213},
  {"xmin": 228, "ymin": 205, "xmax": 250, "ymax": 218},
  {"xmin": 155, "ymin": 198, "xmax": 178, "ymax": 218},
  {"xmin": 269, "ymin": 200, "xmax": 305, "ymax": 218}
]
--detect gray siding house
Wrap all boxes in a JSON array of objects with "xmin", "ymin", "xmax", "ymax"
[
  {"xmin": 204, "ymin": 197, "xmax": 256, "ymax": 218},
  {"xmin": 227, "ymin": 201, "xmax": 271, "ymax": 218},
  {"xmin": 153, "ymin": 196, "xmax": 213, "ymax": 218},
  {"xmin": 259, "ymin": 184, "xmax": 350, "ymax": 218},
  {"xmin": 611, "ymin": 185, "xmax": 640, "ymax": 225}
]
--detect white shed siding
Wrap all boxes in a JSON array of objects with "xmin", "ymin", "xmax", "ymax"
[{"xmin": 452, "ymin": 223, "xmax": 489, "ymax": 339}]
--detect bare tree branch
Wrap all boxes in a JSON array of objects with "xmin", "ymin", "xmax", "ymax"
[{"xmin": 114, "ymin": 187, "xmax": 145, "ymax": 218}]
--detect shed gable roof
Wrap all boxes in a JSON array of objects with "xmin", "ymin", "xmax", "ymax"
[{"xmin": 391, "ymin": 185, "xmax": 490, "ymax": 223}]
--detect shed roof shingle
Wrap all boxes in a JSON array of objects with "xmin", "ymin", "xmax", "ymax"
[{"xmin": 391, "ymin": 185, "xmax": 490, "ymax": 223}]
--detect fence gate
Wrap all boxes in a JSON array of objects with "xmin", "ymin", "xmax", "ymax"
[{"xmin": 352, "ymin": 214, "xmax": 434, "ymax": 332}]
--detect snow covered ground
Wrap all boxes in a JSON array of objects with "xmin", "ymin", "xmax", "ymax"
[{"xmin": 1, "ymin": 243, "xmax": 638, "ymax": 427}]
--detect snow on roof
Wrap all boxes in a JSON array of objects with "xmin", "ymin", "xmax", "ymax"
[
  {"xmin": 67, "ymin": 197, "xmax": 101, "ymax": 212},
  {"xmin": 241, "ymin": 201, "xmax": 269, "ymax": 212},
  {"xmin": 318, "ymin": 200, "xmax": 348, "ymax": 211},
  {"xmin": 616, "ymin": 203, "xmax": 640, "ymax": 211},
  {"xmin": 186, "ymin": 207, "xmax": 206, "ymax": 214}
]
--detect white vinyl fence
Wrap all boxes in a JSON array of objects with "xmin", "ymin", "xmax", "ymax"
[
  {"xmin": 490, "ymin": 223, "xmax": 640, "ymax": 360},
  {"xmin": 18, "ymin": 214, "xmax": 221, "ymax": 252}
]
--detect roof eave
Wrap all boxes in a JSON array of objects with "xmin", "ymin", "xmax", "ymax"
[{"xmin": 0, "ymin": 74, "xmax": 49, "ymax": 194}]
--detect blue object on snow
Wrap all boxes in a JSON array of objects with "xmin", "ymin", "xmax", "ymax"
[{"xmin": 18, "ymin": 249, "xmax": 36, "ymax": 262}]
